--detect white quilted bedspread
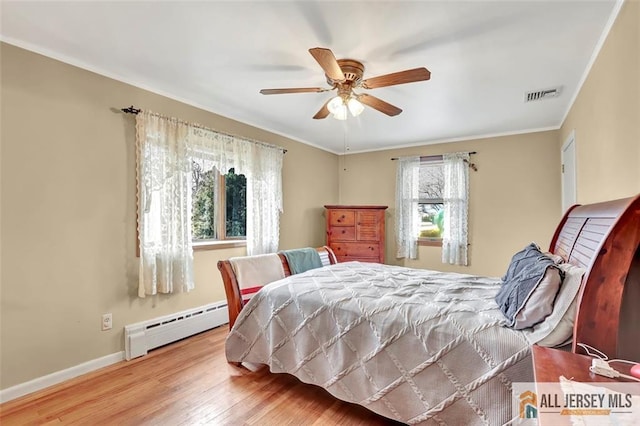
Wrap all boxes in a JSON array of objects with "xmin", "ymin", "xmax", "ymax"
[{"xmin": 226, "ymin": 262, "xmax": 533, "ymax": 425}]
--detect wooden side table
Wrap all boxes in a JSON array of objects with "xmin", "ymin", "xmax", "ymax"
[
  {"xmin": 531, "ymin": 345, "xmax": 638, "ymax": 425},
  {"xmin": 532, "ymin": 345, "xmax": 636, "ymax": 383}
]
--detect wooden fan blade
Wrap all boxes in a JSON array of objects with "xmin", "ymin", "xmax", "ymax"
[
  {"xmin": 260, "ymin": 87, "xmax": 326, "ymax": 95},
  {"xmin": 358, "ymin": 93, "xmax": 402, "ymax": 116},
  {"xmin": 309, "ymin": 48, "xmax": 345, "ymax": 81},
  {"xmin": 361, "ymin": 67, "xmax": 431, "ymax": 89},
  {"xmin": 313, "ymin": 99, "xmax": 331, "ymax": 119}
]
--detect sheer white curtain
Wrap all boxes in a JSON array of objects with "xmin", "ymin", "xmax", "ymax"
[
  {"xmin": 136, "ymin": 112, "xmax": 194, "ymax": 297},
  {"xmin": 395, "ymin": 156, "xmax": 421, "ymax": 259},
  {"xmin": 245, "ymin": 143, "xmax": 283, "ymax": 255},
  {"xmin": 442, "ymin": 152, "xmax": 469, "ymax": 266},
  {"xmin": 188, "ymin": 127, "xmax": 284, "ymax": 255},
  {"xmin": 136, "ymin": 111, "xmax": 284, "ymax": 297}
]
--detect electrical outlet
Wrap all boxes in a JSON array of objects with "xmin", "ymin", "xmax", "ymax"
[{"xmin": 102, "ymin": 313, "xmax": 112, "ymax": 331}]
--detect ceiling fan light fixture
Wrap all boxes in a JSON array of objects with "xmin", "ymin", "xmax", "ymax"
[
  {"xmin": 327, "ymin": 95, "xmax": 348, "ymax": 120},
  {"xmin": 333, "ymin": 107, "xmax": 348, "ymax": 120},
  {"xmin": 347, "ymin": 97, "xmax": 364, "ymax": 117},
  {"xmin": 327, "ymin": 95, "xmax": 345, "ymax": 115},
  {"xmin": 327, "ymin": 95, "xmax": 364, "ymax": 120}
]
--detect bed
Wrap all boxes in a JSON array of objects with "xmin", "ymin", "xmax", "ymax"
[
  {"xmin": 218, "ymin": 246, "xmax": 338, "ymax": 330},
  {"xmin": 218, "ymin": 195, "xmax": 640, "ymax": 425}
]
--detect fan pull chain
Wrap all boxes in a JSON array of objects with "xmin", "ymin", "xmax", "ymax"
[{"xmin": 342, "ymin": 120, "xmax": 350, "ymax": 171}]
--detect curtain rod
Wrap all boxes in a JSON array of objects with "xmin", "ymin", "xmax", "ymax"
[{"xmin": 120, "ymin": 105, "xmax": 287, "ymax": 154}]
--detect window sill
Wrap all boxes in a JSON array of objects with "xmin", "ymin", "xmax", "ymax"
[
  {"xmin": 418, "ymin": 238, "xmax": 442, "ymax": 247},
  {"xmin": 193, "ymin": 239, "xmax": 246, "ymax": 251}
]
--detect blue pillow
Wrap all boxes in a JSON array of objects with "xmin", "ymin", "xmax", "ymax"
[
  {"xmin": 496, "ymin": 243, "xmax": 563, "ymax": 329},
  {"xmin": 501, "ymin": 242, "xmax": 543, "ymax": 282}
]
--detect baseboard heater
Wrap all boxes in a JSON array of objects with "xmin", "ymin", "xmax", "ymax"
[{"xmin": 124, "ymin": 301, "xmax": 228, "ymax": 360}]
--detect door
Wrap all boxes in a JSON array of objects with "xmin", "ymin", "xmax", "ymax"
[{"xmin": 561, "ymin": 131, "xmax": 577, "ymax": 214}]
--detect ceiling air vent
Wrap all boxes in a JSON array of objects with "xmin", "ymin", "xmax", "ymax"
[{"xmin": 525, "ymin": 87, "xmax": 561, "ymax": 102}]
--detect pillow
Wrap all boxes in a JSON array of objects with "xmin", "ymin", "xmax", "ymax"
[
  {"xmin": 524, "ymin": 262, "xmax": 586, "ymax": 346},
  {"xmin": 536, "ymin": 295, "xmax": 578, "ymax": 347},
  {"xmin": 501, "ymin": 242, "xmax": 543, "ymax": 282},
  {"xmin": 512, "ymin": 266, "xmax": 562, "ymax": 329},
  {"xmin": 495, "ymin": 243, "xmax": 564, "ymax": 329},
  {"xmin": 543, "ymin": 252, "xmax": 565, "ymax": 265}
]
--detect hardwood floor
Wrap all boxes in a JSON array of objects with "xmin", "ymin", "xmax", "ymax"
[{"xmin": 0, "ymin": 326, "xmax": 404, "ymax": 425}]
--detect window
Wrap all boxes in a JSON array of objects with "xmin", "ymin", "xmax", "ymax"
[
  {"xmin": 418, "ymin": 159, "xmax": 444, "ymax": 243},
  {"xmin": 136, "ymin": 110, "xmax": 284, "ymax": 297},
  {"xmin": 395, "ymin": 152, "xmax": 470, "ymax": 263},
  {"xmin": 191, "ymin": 164, "xmax": 246, "ymax": 241}
]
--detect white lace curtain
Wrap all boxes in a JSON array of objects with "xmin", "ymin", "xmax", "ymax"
[
  {"xmin": 135, "ymin": 111, "xmax": 284, "ymax": 297},
  {"xmin": 395, "ymin": 156, "xmax": 421, "ymax": 259},
  {"xmin": 442, "ymin": 152, "xmax": 469, "ymax": 266},
  {"xmin": 187, "ymin": 126, "xmax": 284, "ymax": 255}
]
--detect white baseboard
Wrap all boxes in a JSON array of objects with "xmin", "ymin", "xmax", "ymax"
[
  {"xmin": 125, "ymin": 301, "xmax": 228, "ymax": 360},
  {"xmin": 0, "ymin": 351, "xmax": 125, "ymax": 404}
]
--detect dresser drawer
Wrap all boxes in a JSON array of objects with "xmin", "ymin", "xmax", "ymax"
[
  {"xmin": 328, "ymin": 210, "xmax": 355, "ymax": 226},
  {"xmin": 331, "ymin": 242, "xmax": 380, "ymax": 259},
  {"xmin": 328, "ymin": 226, "xmax": 356, "ymax": 241}
]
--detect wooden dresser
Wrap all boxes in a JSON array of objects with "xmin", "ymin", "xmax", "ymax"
[{"xmin": 324, "ymin": 205, "xmax": 387, "ymax": 263}]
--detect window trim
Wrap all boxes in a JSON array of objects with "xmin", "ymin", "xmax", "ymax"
[
  {"xmin": 192, "ymin": 239, "xmax": 246, "ymax": 251},
  {"xmin": 418, "ymin": 238, "xmax": 442, "ymax": 247},
  {"xmin": 215, "ymin": 174, "xmax": 227, "ymax": 240}
]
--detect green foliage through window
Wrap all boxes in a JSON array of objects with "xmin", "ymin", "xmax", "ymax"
[
  {"xmin": 191, "ymin": 163, "xmax": 246, "ymax": 241},
  {"xmin": 418, "ymin": 161, "xmax": 444, "ymax": 239},
  {"xmin": 225, "ymin": 169, "xmax": 246, "ymax": 237},
  {"xmin": 419, "ymin": 203, "xmax": 444, "ymax": 239}
]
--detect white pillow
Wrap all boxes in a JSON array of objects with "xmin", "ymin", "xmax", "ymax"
[
  {"xmin": 523, "ymin": 262, "xmax": 586, "ymax": 346},
  {"xmin": 537, "ymin": 294, "xmax": 578, "ymax": 347},
  {"xmin": 512, "ymin": 266, "xmax": 562, "ymax": 329}
]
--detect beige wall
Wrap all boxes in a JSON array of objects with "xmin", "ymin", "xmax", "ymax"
[
  {"xmin": 560, "ymin": 0, "xmax": 640, "ymax": 202},
  {"xmin": 0, "ymin": 43, "xmax": 338, "ymax": 389},
  {"xmin": 339, "ymin": 131, "xmax": 562, "ymax": 277}
]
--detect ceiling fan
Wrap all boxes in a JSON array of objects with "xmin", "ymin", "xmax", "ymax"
[{"xmin": 259, "ymin": 47, "xmax": 431, "ymax": 120}]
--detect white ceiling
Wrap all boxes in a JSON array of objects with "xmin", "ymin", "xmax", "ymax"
[{"xmin": 1, "ymin": 1, "xmax": 620, "ymax": 154}]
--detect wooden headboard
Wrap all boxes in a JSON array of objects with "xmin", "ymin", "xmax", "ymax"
[{"xmin": 548, "ymin": 194, "xmax": 640, "ymax": 359}]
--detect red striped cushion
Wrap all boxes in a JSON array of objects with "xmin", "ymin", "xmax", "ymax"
[{"xmin": 241, "ymin": 285, "xmax": 263, "ymax": 303}]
